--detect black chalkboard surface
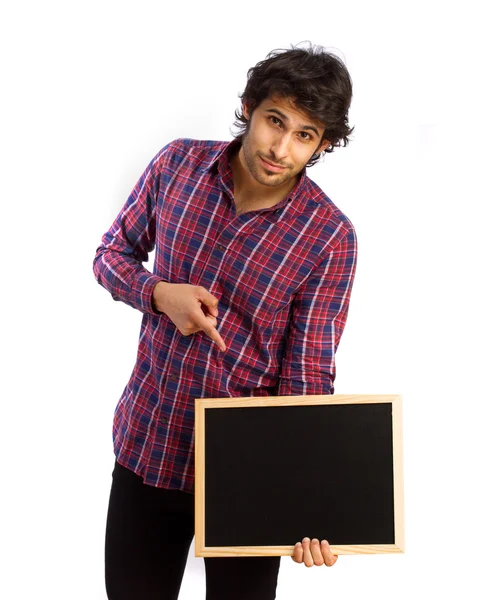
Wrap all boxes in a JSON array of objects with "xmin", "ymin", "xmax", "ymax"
[{"xmin": 195, "ymin": 395, "xmax": 404, "ymax": 557}]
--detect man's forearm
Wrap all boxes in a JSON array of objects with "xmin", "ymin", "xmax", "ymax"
[{"xmin": 93, "ymin": 245, "xmax": 165, "ymax": 315}]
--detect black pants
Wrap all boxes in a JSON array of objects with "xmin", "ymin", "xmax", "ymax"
[{"xmin": 105, "ymin": 460, "xmax": 281, "ymax": 600}]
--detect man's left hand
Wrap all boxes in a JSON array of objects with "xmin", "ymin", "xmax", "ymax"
[{"xmin": 291, "ymin": 537, "xmax": 338, "ymax": 567}]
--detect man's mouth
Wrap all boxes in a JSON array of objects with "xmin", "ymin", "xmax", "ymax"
[{"xmin": 259, "ymin": 156, "xmax": 287, "ymax": 173}]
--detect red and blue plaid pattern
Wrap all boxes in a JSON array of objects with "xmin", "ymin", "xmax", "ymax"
[{"xmin": 93, "ymin": 138, "xmax": 357, "ymax": 491}]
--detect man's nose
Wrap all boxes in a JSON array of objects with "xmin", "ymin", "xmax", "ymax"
[{"xmin": 270, "ymin": 132, "xmax": 292, "ymax": 161}]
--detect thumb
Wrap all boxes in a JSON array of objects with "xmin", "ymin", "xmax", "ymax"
[{"xmin": 197, "ymin": 287, "xmax": 219, "ymax": 318}]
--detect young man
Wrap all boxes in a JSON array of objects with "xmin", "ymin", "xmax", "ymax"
[{"xmin": 94, "ymin": 44, "xmax": 357, "ymax": 600}]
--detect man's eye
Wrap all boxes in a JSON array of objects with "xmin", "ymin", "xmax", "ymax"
[
  {"xmin": 269, "ymin": 116, "xmax": 281, "ymax": 126},
  {"xmin": 299, "ymin": 132, "xmax": 311, "ymax": 141}
]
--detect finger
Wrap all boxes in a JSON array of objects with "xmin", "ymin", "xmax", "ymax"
[
  {"xmin": 302, "ymin": 537, "xmax": 314, "ymax": 568},
  {"xmin": 196, "ymin": 287, "xmax": 219, "ymax": 318},
  {"xmin": 194, "ymin": 313, "xmax": 226, "ymax": 352},
  {"xmin": 310, "ymin": 538, "xmax": 324, "ymax": 566},
  {"xmin": 291, "ymin": 542, "xmax": 303, "ymax": 563},
  {"xmin": 201, "ymin": 303, "xmax": 219, "ymax": 319},
  {"xmin": 321, "ymin": 540, "xmax": 339, "ymax": 567},
  {"xmin": 205, "ymin": 314, "xmax": 217, "ymax": 328}
]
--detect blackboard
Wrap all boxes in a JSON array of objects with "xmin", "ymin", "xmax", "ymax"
[{"xmin": 195, "ymin": 394, "xmax": 404, "ymax": 557}]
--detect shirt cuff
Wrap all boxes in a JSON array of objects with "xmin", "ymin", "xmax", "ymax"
[
  {"xmin": 135, "ymin": 272, "xmax": 167, "ymax": 315},
  {"xmin": 278, "ymin": 378, "xmax": 334, "ymax": 396}
]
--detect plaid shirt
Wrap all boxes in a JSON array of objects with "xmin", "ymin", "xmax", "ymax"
[{"xmin": 93, "ymin": 138, "xmax": 357, "ymax": 492}]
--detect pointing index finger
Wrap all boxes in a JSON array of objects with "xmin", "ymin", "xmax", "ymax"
[{"xmin": 195, "ymin": 313, "xmax": 226, "ymax": 352}]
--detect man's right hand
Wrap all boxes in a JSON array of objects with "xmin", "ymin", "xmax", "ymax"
[{"xmin": 152, "ymin": 282, "xmax": 227, "ymax": 352}]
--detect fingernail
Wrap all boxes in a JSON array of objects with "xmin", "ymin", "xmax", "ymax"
[
  {"xmin": 303, "ymin": 537, "xmax": 310, "ymax": 543},
  {"xmin": 296, "ymin": 542, "xmax": 301, "ymax": 546},
  {"xmin": 312, "ymin": 538, "xmax": 319, "ymax": 543},
  {"xmin": 321, "ymin": 539, "xmax": 329, "ymax": 544}
]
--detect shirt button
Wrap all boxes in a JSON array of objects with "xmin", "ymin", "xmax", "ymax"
[
  {"xmin": 160, "ymin": 418, "xmax": 167, "ymax": 424},
  {"xmin": 216, "ymin": 244, "xmax": 224, "ymax": 252},
  {"xmin": 170, "ymin": 373, "xmax": 178, "ymax": 381}
]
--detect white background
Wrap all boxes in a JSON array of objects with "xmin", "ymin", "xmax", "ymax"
[{"xmin": 1, "ymin": 1, "xmax": 497, "ymax": 598}]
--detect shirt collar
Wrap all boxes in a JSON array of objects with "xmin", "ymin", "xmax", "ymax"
[{"xmin": 201, "ymin": 138, "xmax": 240, "ymax": 175}]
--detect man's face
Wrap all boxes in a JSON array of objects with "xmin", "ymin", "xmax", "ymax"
[{"xmin": 240, "ymin": 95, "xmax": 329, "ymax": 189}]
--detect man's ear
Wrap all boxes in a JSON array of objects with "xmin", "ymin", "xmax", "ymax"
[
  {"xmin": 242, "ymin": 101, "xmax": 251, "ymax": 120},
  {"xmin": 318, "ymin": 139, "xmax": 331, "ymax": 154}
]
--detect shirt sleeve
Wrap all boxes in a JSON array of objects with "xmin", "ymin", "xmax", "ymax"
[
  {"xmin": 92, "ymin": 147, "xmax": 168, "ymax": 315},
  {"xmin": 277, "ymin": 223, "xmax": 358, "ymax": 396}
]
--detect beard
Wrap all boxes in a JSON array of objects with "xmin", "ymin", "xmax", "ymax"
[{"xmin": 240, "ymin": 125, "xmax": 297, "ymax": 189}]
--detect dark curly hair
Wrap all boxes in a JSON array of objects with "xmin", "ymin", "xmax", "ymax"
[{"xmin": 233, "ymin": 43, "xmax": 355, "ymax": 167}]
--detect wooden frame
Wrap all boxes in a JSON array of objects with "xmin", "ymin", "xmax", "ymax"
[{"xmin": 195, "ymin": 394, "xmax": 404, "ymax": 557}]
